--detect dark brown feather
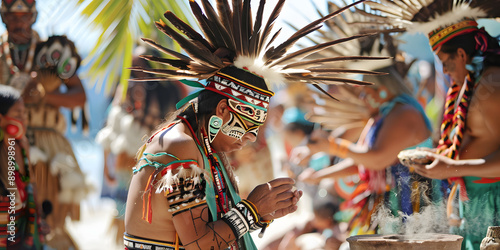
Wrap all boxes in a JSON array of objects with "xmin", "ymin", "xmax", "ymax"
[
  {"xmin": 139, "ymin": 55, "xmax": 190, "ymax": 70},
  {"xmin": 201, "ymin": 0, "xmax": 235, "ymax": 50},
  {"xmin": 140, "ymin": 38, "xmax": 192, "ymax": 62},
  {"xmin": 164, "ymin": 11, "xmax": 214, "ymax": 51},
  {"xmin": 257, "ymin": 0, "xmax": 286, "ymax": 55},
  {"xmin": 189, "ymin": 0, "xmax": 220, "ymax": 48},
  {"xmin": 286, "ymin": 75, "xmax": 374, "ymax": 85},
  {"xmin": 307, "ymin": 68, "xmax": 388, "ymax": 75},
  {"xmin": 270, "ymin": 33, "xmax": 376, "ymax": 67},
  {"xmin": 283, "ymin": 56, "xmax": 389, "ymax": 69},
  {"xmin": 265, "ymin": 28, "xmax": 282, "ymax": 50},
  {"xmin": 216, "ymin": 0, "xmax": 234, "ymax": 36},
  {"xmin": 264, "ymin": 0, "xmax": 367, "ymax": 64},
  {"xmin": 248, "ymin": 0, "xmax": 266, "ymax": 57},
  {"xmin": 232, "ymin": 0, "xmax": 243, "ymax": 52},
  {"xmin": 154, "ymin": 21, "xmax": 224, "ymax": 68},
  {"xmin": 311, "ymin": 83, "xmax": 339, "ymax": 101},
  {"xmin": 240, "ymin": 0, "xmax": 252, "ymax": 56}
]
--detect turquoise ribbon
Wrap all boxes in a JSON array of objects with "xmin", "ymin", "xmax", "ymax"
[{"xmin": 176, "ymin": 80, "xmax": 205, "ymax": 109}]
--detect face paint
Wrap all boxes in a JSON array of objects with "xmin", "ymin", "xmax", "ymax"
[
  {"xmin": 220, "ymin": 112, "xmax": 260, "ymax": 140},
  {"xmin": 227, "ymin": 99, "xmax": 267, "ymax": 124}
]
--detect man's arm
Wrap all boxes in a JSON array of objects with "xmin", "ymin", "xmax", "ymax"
[
  {"xmin": 298, "ymin": 158, "xmax": 357, "ymax": 184},
  {"xmin": 414, "ymin": 69, "xmax": 500, "ymax": 179},
  {"xmin": 148, "ymin": 130, "xmax": 301, "ymax": 250},
  {"xmin": 341, "ymin": 105, "xmax": 430, "ymax": 170},
  {"xmin": 44, "ymin": 74, "xmax": 86, "ymax": 108}
]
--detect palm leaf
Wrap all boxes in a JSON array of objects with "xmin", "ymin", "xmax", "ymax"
[{"xmin": 58, "ymin": 0, "xmax": 193, "ymax": 98}]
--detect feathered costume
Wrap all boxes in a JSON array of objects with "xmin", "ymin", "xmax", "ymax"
[
  {"xmin": 295, "ymin": 0, "xmax": 440, "ymax": 236},
  {"xmin": 0, "ymin": 1, "xmax": 91, "ymax": 248},
  {"xmin": 365, "ymin": 0, "xmax": 500, "ymax": 248},
  {"xmin": 126, "ymin": 0, "xmax": 389, "ymax": 249}
]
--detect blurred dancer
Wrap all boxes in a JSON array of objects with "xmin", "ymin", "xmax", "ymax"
[{"xmin": 0, "ymin": 1, "xmax": 88, "ymax": 248}]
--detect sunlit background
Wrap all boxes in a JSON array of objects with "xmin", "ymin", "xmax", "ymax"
[{"xmin": 1, "ymin": 0, "xmax": 499, "ymax": 249}]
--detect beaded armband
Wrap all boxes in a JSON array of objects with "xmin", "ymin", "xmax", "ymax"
[
  {"xmin": 221, "ymin": 199, "xmax": 270, "ymax": 239},
  {"xmin": 165, "ymin": 175, "xmax": 208, "ymax": 216},
  {"xmin": 137, "ymin": 152, "xmax": 210, "ymax": 222},
  {"xmin": 160, "ymin": 162, "xmax": 210, "ymax": 216}
]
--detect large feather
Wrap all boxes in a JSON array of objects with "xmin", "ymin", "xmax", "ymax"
[
  {"xmin": 154, "ymin": 20, "xmax": 224, "ymax": 68},
  {"xmin": 311, "ymin": 83, "xmax": 338, "ymax": 101},
  {"xmin": 285, "ymin": 75, "xmax": 374, "ymax": 85},
  {"xmin": 257, "ymin": 0, "xmax": 286, "ymax": 55},
  {"xmin": 240, "ymin": 0, "xmax": 252, "ymax": 56},
  {"xmin": 164, "ymin": 11, "xmax": 214, "ymax": 51},
  {"xmin": 216, "ymin": 0, "xmax": 233, "ymax": 36},
  {"xmin": 232, "ymin": 0, "xmax": 243, "ymax": 52},
  {"xmin": 129, "ymin": 66, "xmax": 198, "ymax": 77},
  {"xmin": 270, "ymin": 33, "xmax": 376, "ymax": 67},
  {"xmin": 283, "ymin": 56, "xmax": 390, "ymax": 69},
  {"xmin": 248, "ymin": 0, "xmax": 266, "ymax": 57},
  {"xmin": 141, "ymin": 38, "xmax": 192, "ymax": 62},
  {"xmin": 201, "ymin": 0, "xmax": 235, "ymax": 50},
  {"xmin": 264, "ymin": 0, "xmax": 367, "ymax": 64},
  {"xmin": 307, "ymin": 68, "xmax": 388, "ymax": 76},
  {"xmin": 265, "ymin": 28, "xmax": 282, "ymax": 50},
  {"xmin": 139, "ymin": 55, "xmax": 190, "ymax": 70},
  {"xmin": 189, "ymin": 0, "xmax": 220, "ymax": 48}
]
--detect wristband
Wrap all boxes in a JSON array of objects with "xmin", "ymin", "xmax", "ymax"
[
  {"xmin": 222, "ymin": 200, "xmax": 261, "ymax": 239},
  {"xmin": 222, "ymin": 208, "xmax": 249, "ymax": 239}
]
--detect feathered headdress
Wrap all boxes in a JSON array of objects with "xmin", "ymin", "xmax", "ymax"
[
  {"xmin": 1, "ymin": 0, "xmax": 36, "ymax": 14},
  {"xmin": 1, "ymin": 0, "xmax": 37, "ymax": 23},
  {"xmin": 363, "ymin": 0, "xmax": 500, "ymax": 51},
  {"xmin": 295, "ymin": 1, "xmax": 417, "ymax": 130},
  {"xmin": 130, "ymin": 0, "xmax": 391, "ymax": 125}
]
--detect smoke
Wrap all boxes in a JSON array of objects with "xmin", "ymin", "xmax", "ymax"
[{"xmin": 372, "ymin": 200, "xmax": 450, "ymax": 235}]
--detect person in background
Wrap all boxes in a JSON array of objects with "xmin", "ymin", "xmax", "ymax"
[
  {"xmin": 298, "ymin": 60, "xmax": 437, "ymax": 235},
  {"xmin": 96, "ymin": 45, "xmax": 186, "ymax": 244},
  {"xmin": 261, "ymin": 194, "xmax": 346, "ymax": 250},
  {"xmin": 0, "ymin": 85, "xmax": 44, "ymax": 249},
  {"xmin": 0, "ymin": 0, "xmax": 89, "ymax": 248},
  {"xmin": 400, "ymin": 9, "xmax": 500, "ymax": 250}
]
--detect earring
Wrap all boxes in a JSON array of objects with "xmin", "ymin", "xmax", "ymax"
[
  {"xmin": 208, "ymin": 115, "xmax": 223, "ymax": 143},
  {"xmin": 379, "ymin": 90, "xmax": 387, "ymax": 99}
]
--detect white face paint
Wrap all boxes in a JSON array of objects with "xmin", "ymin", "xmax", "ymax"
[{"xmin": 220, "ymin": 112, "xmax": 260, "ymax": 140}]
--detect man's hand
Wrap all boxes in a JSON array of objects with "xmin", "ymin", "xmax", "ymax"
[
  {"xmin": 297, "ymin": 168, "xmax": 321, "ymax": 185},
  {"xmin": 410, "ymin": 151, "xmax": 485, "ymax": 179},
  {"xmin": 247, "ymin": 178, "xmax": 303, "ymax": 221}
]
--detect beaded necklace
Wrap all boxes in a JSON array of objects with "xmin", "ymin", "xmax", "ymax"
[
  {"xmin": 1, "ymin": 31, "xmax": 37, "ymax": 74},
  {"xmin": 178, "ymin": 115, "xmax": 232, "ymax": 217},
  {"xmin": 437, "ymin": 74, "xmax": 475, "ymax": 201}
]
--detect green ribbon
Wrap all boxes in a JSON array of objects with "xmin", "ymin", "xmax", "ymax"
[{"xmin": 176, "ymin": 80, "xmax": 205, "ymax": 109}]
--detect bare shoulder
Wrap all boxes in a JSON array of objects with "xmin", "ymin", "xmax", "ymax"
[
  {"xmin": 383, "ymin": 103, "xmax": 430, "ymax": 139},
  {"xmin": 386, "ymin": 103, "xmax": 425, "ymax": 125},
  {"xmin": 142, "ymin": 122, "xmax": 200, "ymax": 163},
  {"xmin": 474, "ymin": 66, "xmax": 500, "ymax": 105}
]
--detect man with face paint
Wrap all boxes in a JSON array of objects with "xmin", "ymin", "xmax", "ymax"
[
  {"xmin": 121, "ymin": 0, "xmax": 385, "ymax": 247},
  {"xmin": 0, "ymin": 0, "xmax": 88, "ymax": 248},
  {"xmin": 0, "ymin": 85, "xmax": 44, "ymax": 249},
  {"xmin": 125, "ymin": 65, "xmax": 304, "ymax": 250}
]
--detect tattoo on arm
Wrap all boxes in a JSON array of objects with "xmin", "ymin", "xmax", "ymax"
[{"xmin": 182, "ymin": 207, "xmax": 234, "ymax": 250}]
